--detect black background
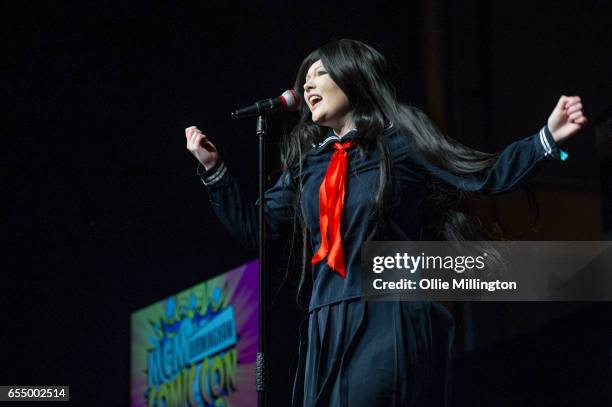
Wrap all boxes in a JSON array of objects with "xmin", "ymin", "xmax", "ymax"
[{"xmin": 5, "ymin": 1, "xmax": 612, "ymax": 405}]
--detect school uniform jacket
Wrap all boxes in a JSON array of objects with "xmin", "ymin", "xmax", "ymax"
[{"xmin": 198, "ymin": 124, "xmax": 566, "ymax": 312}]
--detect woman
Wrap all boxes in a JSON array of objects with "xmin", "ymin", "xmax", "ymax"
[{"xmin": 185, "ymin": 39, "xmax": 587, "ymax": 406}]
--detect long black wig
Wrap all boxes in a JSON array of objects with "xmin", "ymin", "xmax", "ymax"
[{"xmin": 281, "ymin": 39, "xmax": 502, "ymax": 303}]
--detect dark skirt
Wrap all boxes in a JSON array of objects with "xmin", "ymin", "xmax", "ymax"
[{"xmin": 291, "ymin": 300, "xmax": 454, "ymax": 407}]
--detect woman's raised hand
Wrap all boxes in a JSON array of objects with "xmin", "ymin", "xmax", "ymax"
[
  {"xmin": 185, "ymin": 126, "xmax": 219, "ymax": 170},
  {"xmin": 547, "ymin": 95, "xmax": 588, "ymax": 144}
]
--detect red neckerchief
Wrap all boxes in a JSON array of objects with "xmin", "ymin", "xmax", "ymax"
[{"xmin": 311, "ymin": 140, "xmax": 353, "ymax": 278}]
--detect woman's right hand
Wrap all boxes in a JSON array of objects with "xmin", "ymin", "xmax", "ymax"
[{"xmin": 185, "ymin": 126, "xmax": 219, "ymax": 170}]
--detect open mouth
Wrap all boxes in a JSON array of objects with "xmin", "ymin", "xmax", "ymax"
[{"xmin": 309, "ymin": 95, "xmax": 323, "ymax": 109}]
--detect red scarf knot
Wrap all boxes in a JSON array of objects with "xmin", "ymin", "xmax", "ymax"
[{"xmin": 311, "ymin": 141, "xmax": 353, "ymax": 278}]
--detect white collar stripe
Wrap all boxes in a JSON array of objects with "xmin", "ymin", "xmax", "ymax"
[{"xmin": 316, "ymin": 122, "xmax": 395, "ymax": 149}]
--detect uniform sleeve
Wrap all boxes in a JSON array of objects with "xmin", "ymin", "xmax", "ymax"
[
  {"xmin": 410, "ymin": 125, "xmax": 568, "ymax": 194},
  {"xmin": 197, "ymin": 161, "xmax": 297, "ymax": 250}
]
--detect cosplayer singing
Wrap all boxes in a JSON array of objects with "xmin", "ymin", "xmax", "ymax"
[{"xmin": 185, "ymin": 39, "xmax": 587, "ymax": 406}]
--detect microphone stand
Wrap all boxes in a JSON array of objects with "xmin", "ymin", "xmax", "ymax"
[{"xmin": 255, "ymin": 115, "xmax": 268, "ymax": 407}]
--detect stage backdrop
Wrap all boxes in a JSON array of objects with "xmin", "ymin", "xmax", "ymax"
[{"xmin": 131, "ymin": 260, "xmax": 259, "ymax": 406}]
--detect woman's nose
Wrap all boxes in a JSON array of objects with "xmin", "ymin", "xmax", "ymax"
[{"xmin": 303, "ymin": 80, "xmax": 314, "ymax": 91}]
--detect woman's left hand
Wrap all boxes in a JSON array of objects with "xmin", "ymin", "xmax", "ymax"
[{"xmin": 547, "ymin": 95, "xmax": 588, "ymax": 143}]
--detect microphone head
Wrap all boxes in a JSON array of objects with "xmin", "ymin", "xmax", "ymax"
[{"xmin": 280, "ymin": 89, "xmax": 301, "ymax": 111}]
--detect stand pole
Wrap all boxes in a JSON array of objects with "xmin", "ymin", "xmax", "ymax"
[{"xmin": 255, "ymin": 115, "xmax": 268, "ymax": 407}]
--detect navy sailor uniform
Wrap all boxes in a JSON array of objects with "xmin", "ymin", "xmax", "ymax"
[{"xmin": 198, "ymin": 123, "xmax": 565, "ymax": 406}]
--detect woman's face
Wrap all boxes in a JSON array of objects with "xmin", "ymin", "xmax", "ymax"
[{"xmin": 303, "ymin": 59, "xmax": 352, "ymax": 131}]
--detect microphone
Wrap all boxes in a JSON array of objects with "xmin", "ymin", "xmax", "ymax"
[{"xmin": 231, "ymin": 90, "xmax": 301, "ymax": 119}]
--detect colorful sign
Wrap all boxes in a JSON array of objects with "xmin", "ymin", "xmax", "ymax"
[{"xmin": 131, "ymin": 260, "xmax": 259, "ymax": 406}]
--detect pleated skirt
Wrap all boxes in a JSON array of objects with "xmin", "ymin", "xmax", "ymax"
[{"xmin": 291, "ymin": 300, "xmax": 454, "ymax": 407}]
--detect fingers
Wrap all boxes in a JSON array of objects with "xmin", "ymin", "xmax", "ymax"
[
  {"xmin": 565, "ymin": 97, "xmax": 587, "ymax": 125},
  {"xmin": 557, "ymin": 95, "xmax": 587, "ymax": 125},
  {"xmin": 185, "ymin": 125, "xmax": 197, "ymax": 140},
  {"xmin": 557, "ymin": 95, "xmax": 582, "ymax": 113},
  {"xmin": 185, "ymin": 126, "xmax": 196, "ymax": 148},
  {"xmin": 557, "ymin": 95, "xmax": 580, "ymax": 111},
  {"xmin": 557, "ymin": 95, "xmax": 581, "ymax": 111},
  {"xmin": 564, "ymin": 96, "xmax": 581, "ymax": 111},
  {"xmin": 566, "ymin": 102, "xmax": 582, "ymax": 115},
  {"xmin": 185, "ymin": 126, "xmax": 201, "ymax": 152},
  {"xmin": 568, "ymin": 110, "xmax": 582, "ymax": 121},
  {"xmin": 185, "ymin": 126, "xmax": 207, "ymax": 149},
  {"xmin": 556, "ymin": 95, "xmax": 569, "ymax": 110},
  {"xmin": 573, "ymin": 116, "xmax": 588, "ymax": 125}
]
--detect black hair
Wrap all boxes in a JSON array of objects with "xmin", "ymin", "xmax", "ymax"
[{"xmin": 282, "ymin": 39, "xmax": 502, "ymax": 305}]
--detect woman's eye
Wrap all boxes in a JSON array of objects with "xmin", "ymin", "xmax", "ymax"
[{"xmin": 305, "ymin": 70, "xmax": 327, "ymax": 82}]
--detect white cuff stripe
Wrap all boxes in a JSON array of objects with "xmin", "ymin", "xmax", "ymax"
[
  {"xmin": 539, "ymin": 128, "xmax": 552, "ymax": 156},
  {"xmin": 542, "ymin": 128, "xmax": 553, "ymax": 154},
  {"xmin": 206, "ymin": 165, "xmax": 227, "ymax": 185},
  {"xmin": 203, "ymin": 163, "xmax": 227, "ymax": 185},
  {"xmin": 204, "ymin": 162, "xmax": 225, "ymax": 183}
]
